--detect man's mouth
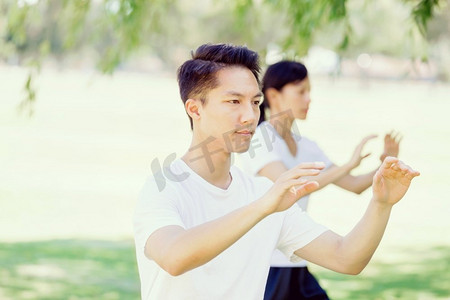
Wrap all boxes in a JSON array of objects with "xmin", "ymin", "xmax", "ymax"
[{"xmin": 235, "ymin": 130, "xmax": 254, "ymax": 136}]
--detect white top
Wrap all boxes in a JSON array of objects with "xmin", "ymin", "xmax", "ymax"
[
  {"xmin": 239, "ymin": 121, "xmax": 333, "ymax": 267},
  {"xmin": 134, "ymin": 158, "xmax": 328, "ymax": 299}
]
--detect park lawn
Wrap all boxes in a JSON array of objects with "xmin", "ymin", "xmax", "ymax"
[
  {"xmin": 0, "ymin": 240, "xmax": 449, "ymax": 299},
  {"xmin": 311, "ymin": 245, "xmax": 450, "ymax": 299},
  {"xmin": 1, "ymin": 67, "xmax": 449, "ymax": 299},
  {"xmin": 0, "ymin": 240, "xmax": 139, "ymax": 300}
]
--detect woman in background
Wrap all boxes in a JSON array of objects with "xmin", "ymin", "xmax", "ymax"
[{"xmin": 239, "ymin": 61, "xmax": 401, "ymax": 300}]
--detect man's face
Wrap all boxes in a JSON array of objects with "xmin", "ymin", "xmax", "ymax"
[
  {"xmin": 278, "ymin": 77, "xmax": 311, "ymax": 120},
  {"xmin": 195, "ymin": 66, "xmax": 262, "ymax": 153}
]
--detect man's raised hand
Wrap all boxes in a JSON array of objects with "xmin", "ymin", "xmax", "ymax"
[
  {"xmin": 259, "ymin": 162, "xmax": 325, "ymax": 214},
  {"xmin": 372, "ymin": 157, "xmax": 420, "ymax": 206}
]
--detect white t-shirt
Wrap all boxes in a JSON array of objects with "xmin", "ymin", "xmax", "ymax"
[
  {"xmin": 134, "ymin": 158, "xmax": 328, "ymax": 300},
  {"xmin": 238, "ymin": 121, "xmax": 333, "ymax": 267}
]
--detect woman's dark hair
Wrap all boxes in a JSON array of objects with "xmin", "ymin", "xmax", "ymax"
[
  {"xmin": 259, "ymin": 61, "xmax": 308, "ymax": 125},
  {"xmin": 177, "ymin": 44, "xmax": 261, "ymax": 129}
]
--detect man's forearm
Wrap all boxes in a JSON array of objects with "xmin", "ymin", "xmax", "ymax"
[
  {"xmin": 337, "ymin": 199, "xmax": 392, "ymax": 273},
  {"xmin": 296, "ymin": 157, "xmax": 417, "ymax": 275},
  {"xmin": 147, "ymin": 199, "xmax": 269, "ymax": 276}
]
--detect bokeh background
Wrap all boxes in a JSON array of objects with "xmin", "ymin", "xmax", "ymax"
[{"xmin": 1, "ymin": 0, "xmax": 449, "ymax": 299}]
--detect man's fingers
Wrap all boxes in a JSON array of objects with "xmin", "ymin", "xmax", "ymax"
[
  {"xmin": 289, "ymin": 168, "xmax": 321, "ymax": 179},
  {"xmin": 381, "ymin": 156, "xmax": 399, "ymax": 167},
  {"xmin": 280, "ymin": 162, "xmax": 324, "ymax": 181},
  {"xmin": 381, "ymin": 159, "xmax": 420, "ymax": 179},
  {"xmin": 290, "ymin": 180, "xmax": 319, "ymax": 196},
  {"xmin": 395, "ymin": 161, "xmax": 420, "ymax": 177},
  {"xmin": 297, "ymin": 162, "xmax": 326, "ymax": 170},
  {"xmin": 279, "ymin": 163, "xmax": 324, "ymax": 181},
  {"xmin": 373, "ymin": 170, "xmax": 382, "ymax": 185},
  {"xmin": 406, "ymin": 171, "xmax": 421, "ymax": 179},
  {"xmin": 391, "ymin": 162, "xmax": 401, "ymax": 171}
]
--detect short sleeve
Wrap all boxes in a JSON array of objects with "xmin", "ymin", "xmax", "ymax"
[
  {"xmin": 277, "ymin": 205, "xmax": 329, "ymax": 263},
  {"xmin": 239, "ymin": 124, "xmax": 283, "ymax": 176},
  {"xmin": 133, "ymin": 178, "xmax": 186, "ymax": 256},
  {"xmin": 306, "ymin": 139, "xmax": 333, "ymax": 170}
]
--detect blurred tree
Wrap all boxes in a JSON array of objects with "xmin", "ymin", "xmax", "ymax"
[
  {"xmin": 426, "ymin": 3, "xmax": 450, "ymax": 80},
  {"xmin": 0, "ymin": 0, "xmax": 446, "ymax": 112}
]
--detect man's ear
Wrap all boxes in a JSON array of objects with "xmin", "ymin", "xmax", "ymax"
[
  {"xmin": 185, "ymin": 98, "xmax": 201, "ymax": 121},
  {"xmin": 265, "ymin": 88, "xmax": 280, "ymax": 109}
]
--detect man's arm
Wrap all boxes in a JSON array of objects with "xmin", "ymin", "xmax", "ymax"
[
  {"xmin": 146, "ymin": 163, "xmax": 324, "ymax": 276},
  {"xmin": 146, "ymin": 203, "xmax": 269, "ymax": 276},
  {"xmin": 294, "ymin": 157, "xmax": 419, "ymax": 274}
]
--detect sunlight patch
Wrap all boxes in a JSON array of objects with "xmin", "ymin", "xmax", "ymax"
[{"xmin": 16, "ymin": 264, "xmax": 66, "ymax": 279}]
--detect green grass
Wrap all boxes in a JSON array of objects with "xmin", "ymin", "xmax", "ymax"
[
  {"xmin": 0, "ymin": 240, "xmax": 139, "ymax": 300},
  {"xmin": 1, "ymin": 67, "xmax": 450, "ymax": 299},
  {"xmin": 0, "ymin": 241, "xmax": 448, "ymax": 299},
  {"xmin": 312, "ymin": 245, "xmax": 450, "ymax": 299}
]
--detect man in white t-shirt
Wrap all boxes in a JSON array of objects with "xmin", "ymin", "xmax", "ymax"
[{"xmin": 133, "ymin": 44, "xmax": 420, "ymax": 300}]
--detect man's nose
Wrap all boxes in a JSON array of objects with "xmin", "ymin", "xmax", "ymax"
[{"xmin": 240, "ymin": 102, "xmax": 257, "ymax": 124}]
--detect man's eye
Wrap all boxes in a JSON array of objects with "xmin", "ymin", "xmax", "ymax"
[
  {"xmin": 300, "ymin": 89, "xmax": 310, "ymax": 95},
  {"xmin": 228, "ymin": 100, "xmax": 240, "ymax": 104},
  {"xmin": 253, "ymin": 100, "xmax": 261, "ymax": 105}
]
